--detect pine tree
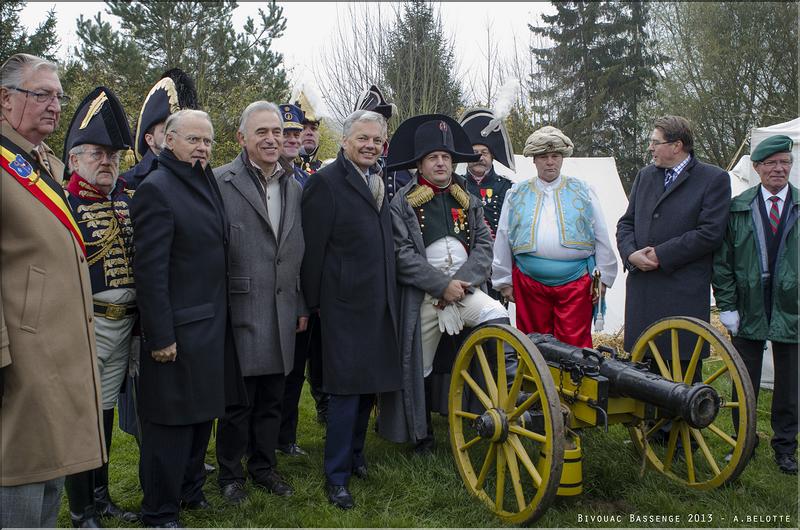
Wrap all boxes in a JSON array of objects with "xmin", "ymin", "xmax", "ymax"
[{"xmin": 0, "ymin": 1, "xmax": 59, "ymax": 63}]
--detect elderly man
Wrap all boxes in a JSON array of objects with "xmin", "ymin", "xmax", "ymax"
[
  {"xmin": 713, "ymin": 135, "xmax": 798, "ymax": 475},
  {"xmin": 132, "ymin": 109, "xmax": 244, "ymax": 527},
  {"xmin": 617, "ymin": 116, "xmax": 730, "ymax": 377},
  {"xmin": 214, "ymin": 101, "xmax": 307, "ymax": 503},
  {"xmin": 493, "ymin": 126, "xmax": 617, "ymax": 347},
  {"xmin": 301, "ymin": 109, "xmax": 401, "ymax": 509},
  {"xmin": 377, "ymin": 114, "xmax": 510, "ymax": 453},
  {"xmin": 0, "ymin": 53, "xmax": 105, "ymax": 529},
  {"xmin": 61, "ymin": 86, "xmax": 139, "ymax": 526}
]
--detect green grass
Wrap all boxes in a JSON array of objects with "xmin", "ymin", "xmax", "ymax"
[{"xmin": 58, "ymin": 380, "xmax": 798, "ymax": 528}]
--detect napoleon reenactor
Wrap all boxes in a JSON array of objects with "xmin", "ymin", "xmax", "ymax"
[
  {"xmin": 295, "ymin": 90, "xmax": 323, "ymax": 174},
  {"xmin": 59, "ymin": 86, "xmax": 140, "ymax": 527},
  {"xmin": 121, "ymin": 68, "xmax": 198, "ymax": 190}
]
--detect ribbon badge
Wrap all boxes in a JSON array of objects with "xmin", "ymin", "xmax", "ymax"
[
  {"xmin": 9, "ymin": 154, "xmax": 34, "ymax": 181},
  {"xmin": 451, "ymin": 207, "xmax": 461, "ymax": 234}
]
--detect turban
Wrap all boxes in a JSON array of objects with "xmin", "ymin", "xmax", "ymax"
[
  {"xmin": 523, "ymin": 126, "xmax": 574, "ymax": 158},
  {"xmin": 751, "ymin": 134, "xmax": 793, "ymax": 162}
]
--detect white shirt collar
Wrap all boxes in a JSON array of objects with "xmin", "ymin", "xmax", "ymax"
[
  {"xmin": 760, "ymin": 184, "xmax": 789, "ymax": 203},
  {"xmin": 535, "ymin": 174, "xmax": 562, "ymax": 191}
]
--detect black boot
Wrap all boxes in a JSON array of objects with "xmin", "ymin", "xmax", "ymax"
[
  {"xmin": 478, "ymin": 317, "xmax": 518, "ymax": 383},
  {"xmin": 65, "ymin": 471, "xmax": 103, "ymax": 528},
  {"xmin": 414, "ymin": 376, "xmax": 435, "ymax": 454},
  {"xmin": 94, "ymin": 409, "xmax": 139, "ymax": 522}
]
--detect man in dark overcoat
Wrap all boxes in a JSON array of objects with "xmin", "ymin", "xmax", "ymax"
[
  {"xmin": 132, "ymin": 109, "xmax": 244, "ymax": 527},
  {"xmin": 214, "ymin": 101, "xmax": 307, "ymax": 503},
  {"xmin": 301, "ymin": 109, "xmax": 401, "ymax": 510},
  {"xmin": 616, "ymin": 115, "xmax": 730, "ymax": 376}
]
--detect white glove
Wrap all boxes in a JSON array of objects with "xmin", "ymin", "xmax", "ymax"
[
  {"xmin": 437, "ymin": 302, "xmax": 464, "ymax": 336},
  {"xmin": 719, "ymin": 310, "xmax": 740, "ymax": 336}
]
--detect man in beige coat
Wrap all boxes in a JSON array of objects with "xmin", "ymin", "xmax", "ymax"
[{"xmin": 0, "ymin": 53, "xmax": 105, "ymax": 528}]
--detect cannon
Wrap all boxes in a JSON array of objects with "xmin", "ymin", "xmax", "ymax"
[{"xmin": 448, "ymin": 317, "xmax": 757, "ymax": 524}]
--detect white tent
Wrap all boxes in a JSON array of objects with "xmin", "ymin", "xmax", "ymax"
[{"xmin": 458, "ymin": 155, "xmax": 630, "ymax": 335}]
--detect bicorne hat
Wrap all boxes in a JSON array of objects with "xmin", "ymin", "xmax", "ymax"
[
  {"xmin": 133, "ymin": 68, "xmax": 198, "ymax": 161},
  {"xmin": 458, "ymin": 107, "xmax": 515, "ymax": 171},
  {"xmin": 354, "ymin": 84, "xmax": 396, "ymax": 120},
  {"xmin": 386, "ymin": 114, "xmax": 479, "ymax": 171},
  {"xmin": 294, "ymin": 91, "xmax": 320, "ymax": 125},
  {"xmin": 280, "ymin": 103, "xmax": 305, "ymax": 131},
  {"xmin": 63, "ymin": 86, "xmax": 133, "ymax": 170}
]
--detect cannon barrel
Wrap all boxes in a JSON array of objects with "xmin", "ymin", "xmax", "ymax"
[{"xmin": 527, "ymin": 333, "xmax": 720, "ymax": 429}]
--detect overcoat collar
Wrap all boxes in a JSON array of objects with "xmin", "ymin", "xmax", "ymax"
[
  {"xmin": 337, "ymin": 149, "xmax": 382, "ymax": 213},
  {"xmin": 654, "ymin": 155, "xmax": 697, "ymax": 208}
]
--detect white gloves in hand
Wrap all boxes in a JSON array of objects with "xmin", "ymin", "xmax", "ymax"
[
  {"xmin": 719, "ymin": 310, "xmax": 740, "ymax": 336},
  {"xmin": 437, "ymin": 302, "xmax": 464, "ymax": 335}
]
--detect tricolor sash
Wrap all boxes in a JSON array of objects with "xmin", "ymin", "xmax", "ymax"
[{"xmin": 0, "ymin": 136, "xmax": 86, "ymax": 255}]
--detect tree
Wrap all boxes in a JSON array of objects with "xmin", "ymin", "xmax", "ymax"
[
  {"xmin": 0, "ymin": 1, "xmax": 59, "ymax": 64},
  {"xmin": 381, "ymin": 1, "xmax": 463, "ymax": 123},
  {"xmin": 652, "ymin": 2, "xmax": 798, "ymax": 170}
]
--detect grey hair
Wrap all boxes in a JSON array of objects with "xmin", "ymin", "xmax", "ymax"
[
  {"xmin": 67, "ymin": 145, "xmax": 84, "ymax": 173},
  {"xmin": 162, "ymin": 109, "xmax": 214, "ymax": 149},
  {"xmin": 1, "ymin": 53, "xmax": 59, "ymax": 89},
  {"xmin": 342, "ymin": 110, "xmax": 386, "ymax": 139},
  {"xmin": 238, "ymin": 101, "xmax": 282, "ymax": 134}
]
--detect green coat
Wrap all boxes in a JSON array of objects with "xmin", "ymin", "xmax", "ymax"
[{"xmin": 712, "ymin": 183, "xmax": 799, "ymax": 342}]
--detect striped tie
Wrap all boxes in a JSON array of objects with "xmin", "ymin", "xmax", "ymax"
[
  {"xmin": 768, "ymin": 196, "xmax": 781, "ymax": 234},
  {"xmin": 664, "ymin": 168, "xmax": 677, "ymax": 189}
]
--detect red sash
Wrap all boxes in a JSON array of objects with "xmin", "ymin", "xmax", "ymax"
[{"xmin": 0, "ymin": 137, "xmax": 86, "ymax": 256}]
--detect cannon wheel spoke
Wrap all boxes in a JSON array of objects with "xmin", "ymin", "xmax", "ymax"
[
  {"xmin": 628, "ymin": 317, "xmax": 757, "ymax": 490},
  {"xmin": 474, "ymin": 344, "xmax": 499, "ymax": 407}
]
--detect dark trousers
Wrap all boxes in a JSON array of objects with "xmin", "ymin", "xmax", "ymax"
[
  {"xmin": 732, "ymin": 337, "xmax": 798, "ymax": 455},
  {"xmin": 139, "ymin": 420, "xmax": 212, "ymax": 526},
  {"xmin": 217, "ymin": 373, "xmax": 285, "ymax": 486},
  {"xmin": 324, "ymin": 394, "xmax": 373, "ymax": 486}
]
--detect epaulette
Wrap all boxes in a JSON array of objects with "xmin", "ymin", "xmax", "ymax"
[
  {"xmin": 125, "ymin": 189, "xmax": 135, "ymax": 198},
  {"xmin": 450, "ymin": 183, "xmax": 471, "ymax": 210},
  {"xmin": 406, "ymin": 184, "xmax": 434, "ymax": 208}
]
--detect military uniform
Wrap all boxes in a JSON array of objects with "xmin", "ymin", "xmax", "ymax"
[{"xmin": 463, "ymin": 168, "xmax": 513, "ymax": 237}]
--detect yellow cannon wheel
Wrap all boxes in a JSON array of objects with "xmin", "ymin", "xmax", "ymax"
[
  {"xmin": 628, "ymin": 317, "xmax": 757, "ymax": 489},
  {"xmin": 449, "ymin": 324, "xmax": 564, "ymax": 524}
]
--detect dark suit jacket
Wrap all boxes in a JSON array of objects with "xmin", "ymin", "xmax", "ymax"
[
  {"xmin": 301, "ymin": 149, "xmax": 401, "ymax": 395},
  {"xmin": 616, "ymin": 156, "xmax": 730, "ymax": 354},
  {"xmin": 132, "ymin": 149, "xmax": 244, "ymax": 425}
]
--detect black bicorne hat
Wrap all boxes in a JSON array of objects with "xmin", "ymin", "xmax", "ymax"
[
  {"xmin": 134, "ymin": 68, "xmax": 198, "ymax": 161},
  {"xmin": 354, "ymin": 84, "xmax": 395, "ymax": 119},
  {"xmin": 386, "ymin": 114, "xmax": 479, "ymax": 171},
  {"xmin": 458, "ymin": 107, "xmax": 515, "ymax": 171},
  {"xmin": 63, "ymin": 86, "xmax": 133, "ymax": 168}
]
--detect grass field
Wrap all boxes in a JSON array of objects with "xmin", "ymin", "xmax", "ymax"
[{"xmin": 57, "ymin": 366, "xmax": 798, "ymax": 529}]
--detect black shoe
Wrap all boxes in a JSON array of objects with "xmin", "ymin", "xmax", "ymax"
[
  {"xmin": 70, "ymin": 512, "xmax": 103, "ymax": 528},
  {"xmin": 94, "ymin": 486, "xmax": 140, "ymax": 522},
  {"xmin": 414, "ymin": 436, "xmax": 435, "ymax": 455},
  {"xmin": 352, "ymin": 464, "xmax": 368, "ymax": 480},
  {"xmin": 325, "ymin": 482, "xmax": 354, "ymax": 510},
  {"xmin": 277, "ymin": 443, "xmax": 308, "ymax": 456},
  {"xmin": 254, "ymin": 469, "xmax": 293, "ymax": 497},
  {"xmin": 775, "ymin": 453, "xmax": 798, "ymax": 475},
  {"xmin": 220, "ymin": 481, "xmax": 248, "ymax": 504},
  {"xmin": 180, "ymin": 497, "xmax": 211, "ymax": 510},
  {"xmin": 153, "ymin": 521, "xmax": 183, "ymax": 528}
]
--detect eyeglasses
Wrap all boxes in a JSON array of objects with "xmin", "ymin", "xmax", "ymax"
[
  {"xmin": 10, "ymin": 87, "xmax": 71, "ymax": 104},
  {"xmin": 77, "ymin": 149, "xmax": 121, "ymax": 163},
  {"xmin": 759, "ymin": 159, "xmax": 792, "ymax": 169},
  {"xmin": 648, "ymin": 139, "xmax": 675, "ymax": 147},
  {"xmin": 174, "ymin": 133, "xmax": 215, "ymax": 147}
]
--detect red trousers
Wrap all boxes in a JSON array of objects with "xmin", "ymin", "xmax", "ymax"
[{"xmin": 512, "ymin": 265, "xmax": 593, "ymax": 348}]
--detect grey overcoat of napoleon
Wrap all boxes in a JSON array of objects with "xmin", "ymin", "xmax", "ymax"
[{"xmin": 214, "ymin": 153, "xmax": 307, "ymax": 377}]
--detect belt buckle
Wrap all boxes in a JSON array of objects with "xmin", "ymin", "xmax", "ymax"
[{"xmin": 105, "ymin": 303, "xmax": 126, "ymax": 320}]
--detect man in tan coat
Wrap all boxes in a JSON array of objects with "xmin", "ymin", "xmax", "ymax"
[{"xmin": 0, "ymin": 53, "xmax": 105, "ymax": 528}]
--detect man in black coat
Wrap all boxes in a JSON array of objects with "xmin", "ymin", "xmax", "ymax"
[
  {"xmin": 131, "ymin": 109, "xmax": 244, "ymax": 527},
  {"xmin": 616, "ymin": 115, "xmax": 730, "ymax": 377},
  {"xmin": 301, "ymin": 109, "xmax": 401, "ymax": 510}
]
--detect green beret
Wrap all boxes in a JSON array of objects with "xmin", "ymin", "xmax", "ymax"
[{"xmin": 751, "ymin": 134, "xmax": 793, "ymax": 162}]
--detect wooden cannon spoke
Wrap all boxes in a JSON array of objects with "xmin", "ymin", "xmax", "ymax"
[
  {"xmin": 707, "ymin": 423, "xmax": 737, "ymax": 448},
  {"xmin": 508, "ymin": 434, "xmax": 543, "ymax": 488},
  {"xmin": 508, "ymin": 391, "xmax": 540, "ymax": 421},
  {"xmin": 670, "ymin": 329, "xmax": 683, "ymax": 381},
  {"xmin": 690, "ymin": 427, "xmax": 721, "ymax": 476},
  {"xmin": 663, "ymin": 426, "xmax": 681, "ymax": 472},
  {"xmin": 454, "ymin": 409, "xmax": 480, "ymax": 420},
  {"xmin": 508, "ymin": 424, "xmax": 547, "ymax": 444},
  {"xmin": 647, "ymin": 340, "xmax": 672, "ymax": 379},
  {"xmin": 683, "ymin": 336, "xmax": 705, "ymax": 384},
  {"xmin": 460, "ymin": 369, "xmax": 494, "ymax": 411},
  {"xmin": 496, "ymin": 339, "xmax": 509, "ymax": 409},
  {"xmin": 644, "ymin": 418, "xmax": 669, "ymax": 439},
  {"xmin": 505, "ymin": 361, "xmax": 526, "ymax": 412},
  {"xmin": 475, "ymin": 442, "xmax": 497, "ymax": 491},
  {"xmin": 495, "ymin": 443, "xmax": 507, "ymax": 511},
  {"xmin": 704, "ymin": 364, "xmax": 729, "ymax": 386},
  {"xmin": 459, "ymin": 435, "xmax": 483, "ymax": 453},
  {"xmin": 681, "ymin": 424, "xmax": 696, "ymax": 484},
  {"xmin": 474, "ymin": 344, "xmax": 499, "ymax": 406},
  {"xmin": 501, "ymin": 442, "xmax": 527, "ymax": 512}
]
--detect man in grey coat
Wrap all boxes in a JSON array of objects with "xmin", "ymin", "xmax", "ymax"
[
  {"xmin": 377, "ymin": 114, "xmax": 510, "ymax": 453},
  {"xmin": 214, "ymin": 101, "xmax": 308, "ymax": 504},
  {"xmin": 617, "ymin": 115, "xmax": 730, "ymax": 376}
]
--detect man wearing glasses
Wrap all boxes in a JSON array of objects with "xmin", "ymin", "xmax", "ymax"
[
  {"xmin": 617, "ymin": 115, "xmax": 730, "ymax": 380},
  {"xmin": 1, "ymin": 53, "xmax": 105, "ymax": 528},
  {"xmin": 131, "ymin": 109, "xmax": 245, "ymax": 527}
]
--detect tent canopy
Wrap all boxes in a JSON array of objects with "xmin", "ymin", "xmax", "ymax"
[{"xmin": 729, "ymin": 117, "xmax": 800, "ymax": 194}]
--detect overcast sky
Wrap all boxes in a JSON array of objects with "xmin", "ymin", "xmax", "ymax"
[{"xmin": 19, "ymin": 1, "xmax": 552, "ymax": 94}]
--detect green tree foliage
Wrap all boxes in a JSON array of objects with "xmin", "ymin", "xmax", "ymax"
[
  {"xmin": 0, "ymin": 1, "xmax": 59, "ymax": 63},
  {"xmin": 531, "ymin": 1, "xmax": 664, "ymax": 190},
  {"xmin": 67, "ymin": 0, "xmax": 289, "ymax": 163},
  {"xmin": 381, "ymin": 0, "xmax": 463, "ymax": 123},
  {"xmin": 652, "ymin": 2, "xmax": 798, "ymax": 169}
]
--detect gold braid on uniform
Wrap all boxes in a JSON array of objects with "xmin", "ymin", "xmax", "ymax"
[
  {"xmin": 449, "ymin": 183, "xmax": 471, "ymax": 210},
  {"xmin": 406, "ymin": 184, "xmax": 434, "ymax": 208},
  {"xmin": 81, "ymin": 215, "xmax": 124, "ymax": 267}
]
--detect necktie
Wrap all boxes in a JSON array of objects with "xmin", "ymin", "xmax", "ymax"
[
  {"xmin": 768, "ymin": 196, "xmax": 781, "ymax": 234},
  {"xmin": 664, "ymin": 168, "xmax": 677, "ymax": 189},
  {"xmin": 368, "ymin": 172, "xmax": 385, "ymax": 209}
]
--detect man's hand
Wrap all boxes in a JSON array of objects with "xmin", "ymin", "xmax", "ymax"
[
  {"xmin": 296, "ymin": 316, "xmax": 309, "ymax": 333},
  {"xmin": 500, "ymin": 286, "xmax": 515, "ymax": 303},
  {"xmin": 629, "ymin": 247, "xmax": 659, "ymax": 271},
  {"xmin": 592, "ymin": 283, "xmax": 607, "ymax": 304},
  {"xmin": 152, "ymin": 343, "xmax": 177, "ymax": 363},
  {"xmin": 442, "ymin": 280, "xmax": 471, "ymax": 303}
]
